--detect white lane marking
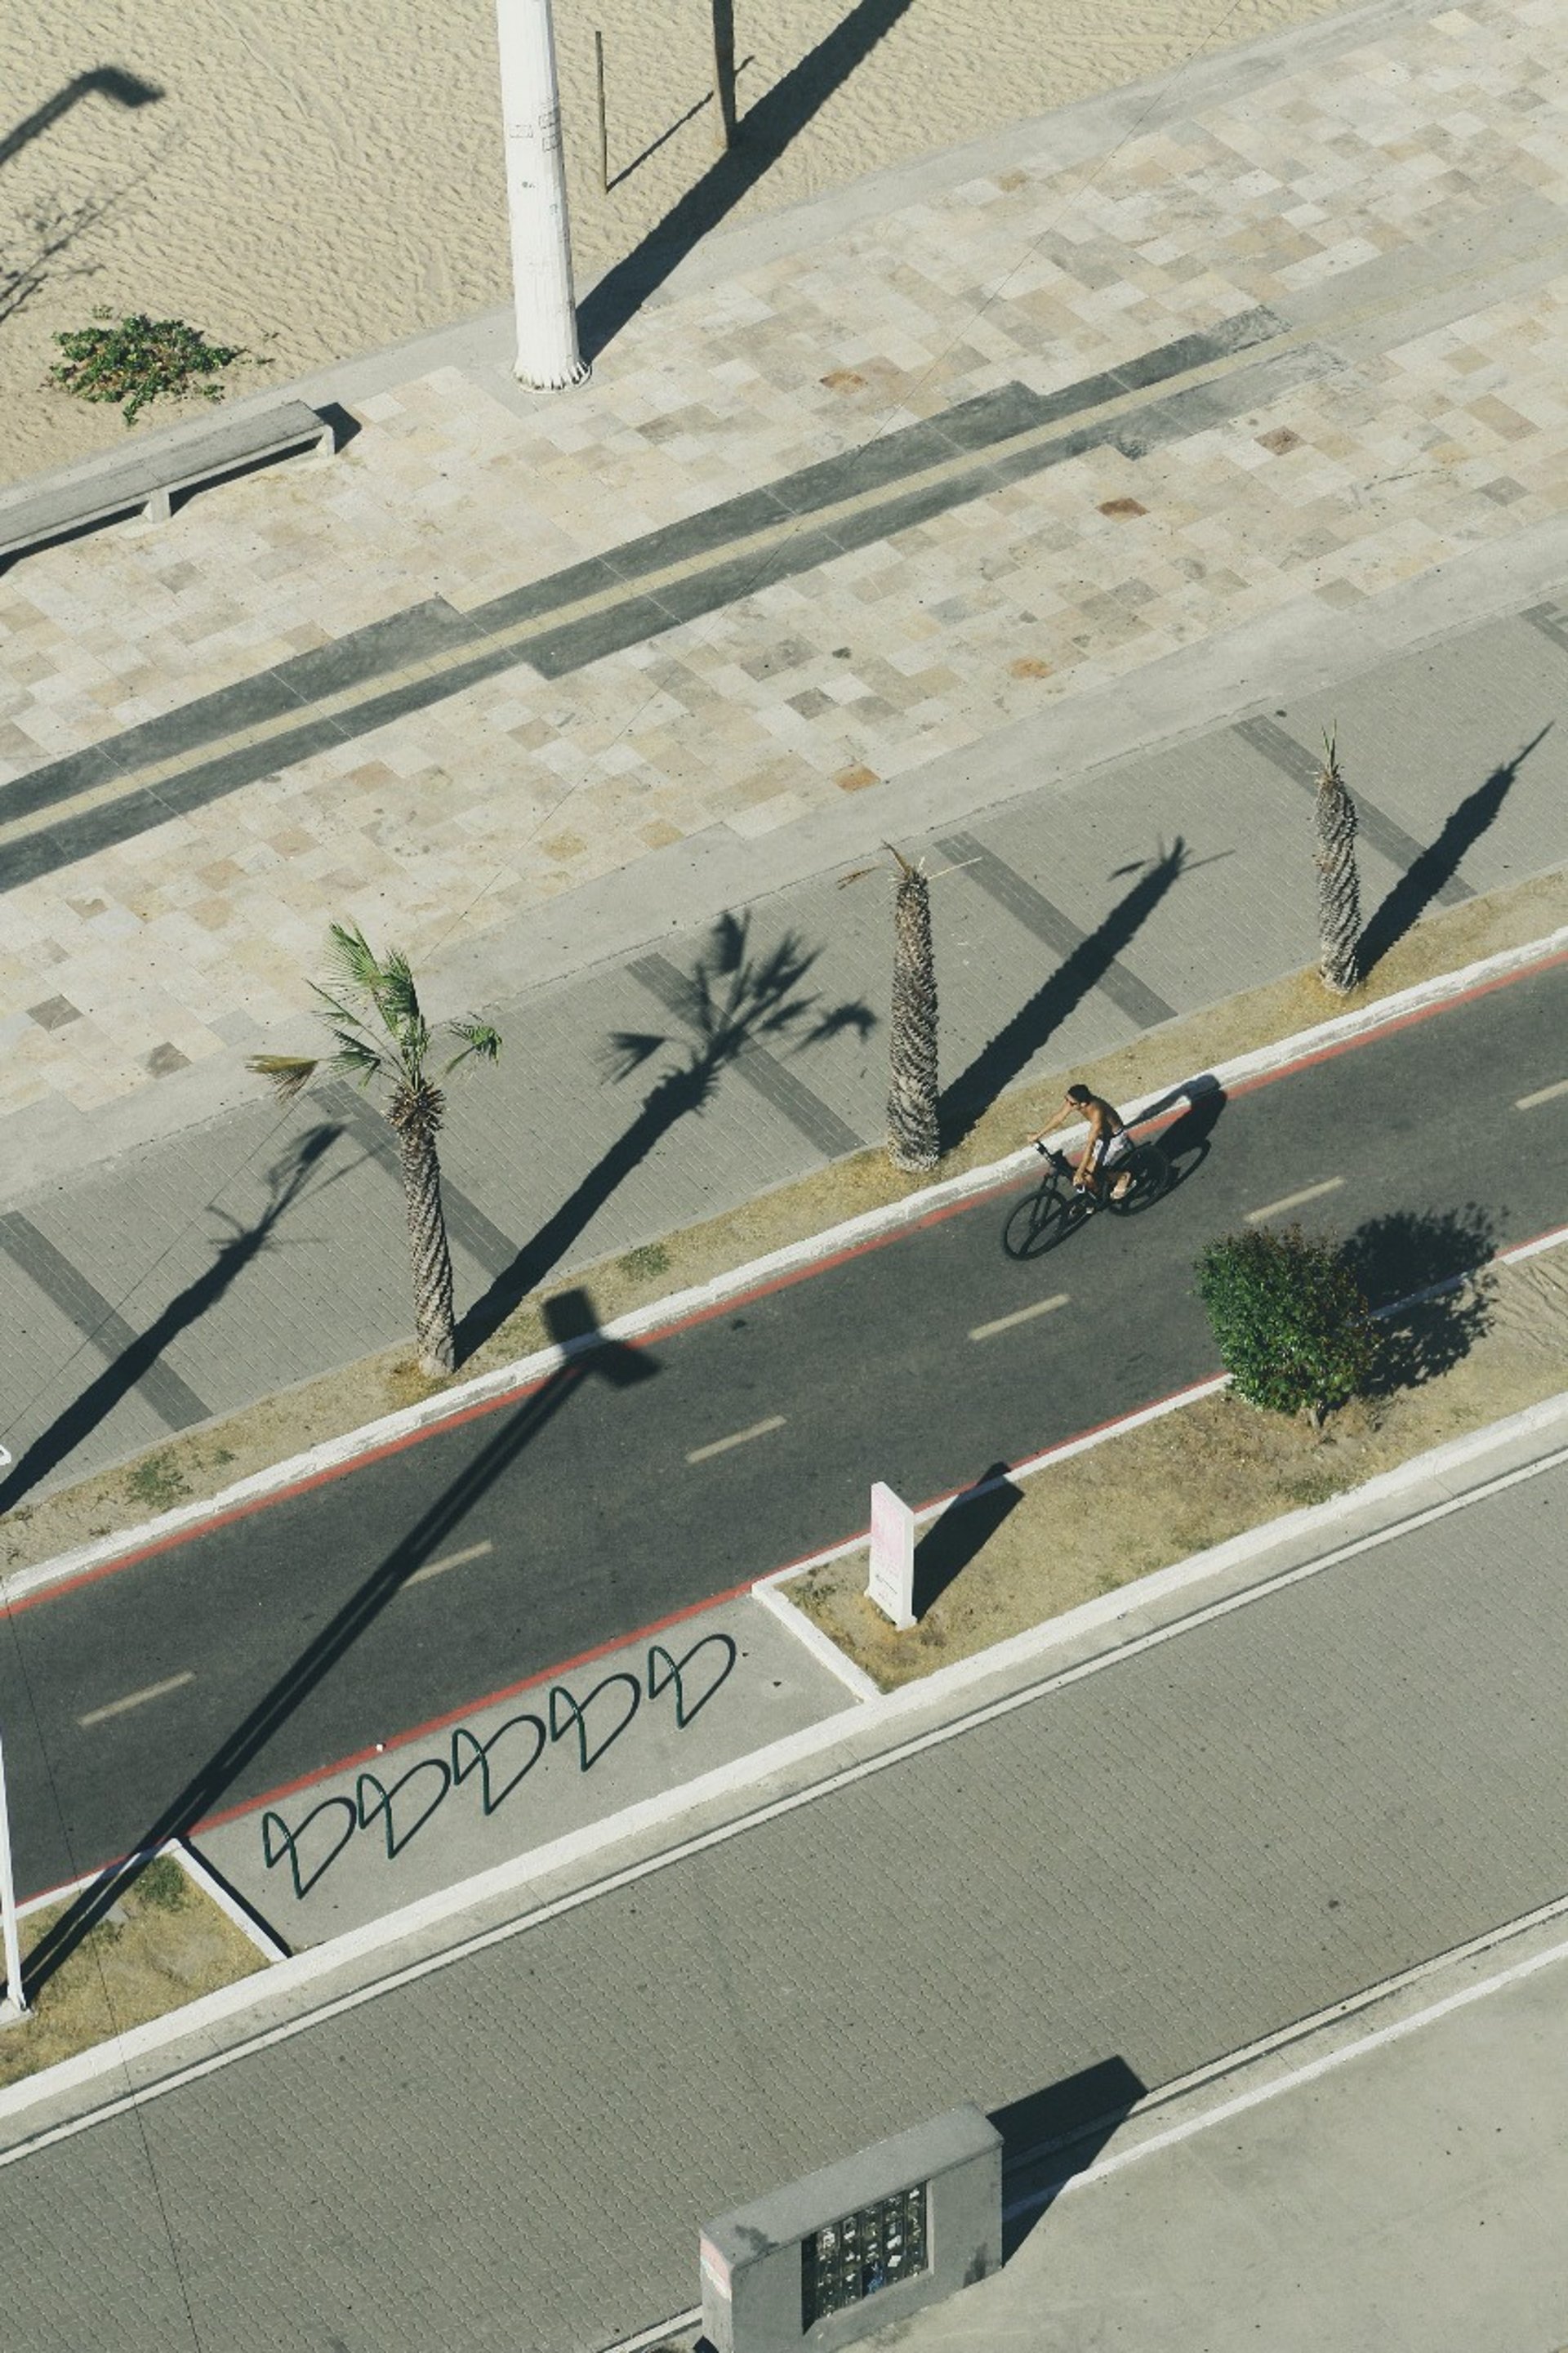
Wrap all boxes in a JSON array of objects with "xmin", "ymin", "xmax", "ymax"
[
  {"xmin": 1244, "ymin": 1175, "xmax": 1344, "ymax": 1223},
  {"xmin": 685, "ymin": 1415, "xmax": 786, "ymax": 1465},
  {"xmin": 1516, "ymin": 1077, "xmax": 1568, "ymax": 1111},
  {"xmin": 969, "ymin": 1294, "xmax": 1070, "ymax": 1342},
  {"xmin": 78, "ymin": 1671, "xmax": 194, "ymax": 1728},
  {"xmin": 405, "ymin": 1540, "xmax": 494, "ymax": 1588}
]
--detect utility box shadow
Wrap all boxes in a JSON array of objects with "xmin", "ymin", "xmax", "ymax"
[{"xmin": 991, "ymin": 2053, "xmax": 1147, "ymax": 2257}]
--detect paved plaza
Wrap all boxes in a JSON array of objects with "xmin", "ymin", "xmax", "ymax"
[{"xmin": 4, "ymin": 0, "xmax": 1568, "ymax": 1138}]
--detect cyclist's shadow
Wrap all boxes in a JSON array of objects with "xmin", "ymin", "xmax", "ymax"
[{"xmin": 1142, "ymin": 1072, "xmax": 1227, "ymax": 1188}]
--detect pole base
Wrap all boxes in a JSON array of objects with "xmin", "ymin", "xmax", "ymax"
[
  {"xmin": 513, "ymin": 356, "xmax": 591, "ymax": 392},
  {"xmin": 0, "ymin": 1994, "xmax": 29, "ymax": 2028}
]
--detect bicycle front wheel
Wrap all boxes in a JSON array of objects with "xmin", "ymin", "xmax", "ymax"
[{"xmin": 1004, "ymin": 1180, "xmax": 1074, "ymax": 1259}]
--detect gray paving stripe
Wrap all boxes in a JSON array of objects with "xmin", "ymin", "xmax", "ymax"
[
  {"xmin": 938, "ymin": 831, "xmax": 1176, "ymax": 1027},
  {"xmin": 1, "ymin": 321, "xmax": 1294, "ymax": 889},
  {"xmin": 1521, "ymin": 600, "xmax": 1568, "ymax": 659},
  {"xmin": 1233, "ymin": 715, "xmax": 1473, "ymax": 904},
  {"xmin": 317, "ymin": 1084, "xmax": 519, "ymax": 1279},
  {"xmin": 627, "ymin": 953, "xmax": 865, "ymax": 1158},
  {"xmin": 0, "ymin": 1212, "xmax": 209, "ymax": 1432}
]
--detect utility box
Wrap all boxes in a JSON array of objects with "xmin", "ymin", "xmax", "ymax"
[{"xmin": 699, "ymin": 2104, "xmax": 1002, "ymax": 2353}]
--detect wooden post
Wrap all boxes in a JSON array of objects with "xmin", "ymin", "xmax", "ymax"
[
  {"xmin": 594, "ymin": 29, "xmax": 608, "ymax": 193},
  {"xmin": 710, "ymin": 0, "xmax": 737, "ymax": 153}
]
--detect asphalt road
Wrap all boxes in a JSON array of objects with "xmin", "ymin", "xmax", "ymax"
[{"xmin": 3, "ymin": 958, "xmax": 1565, "ymax": 1899}]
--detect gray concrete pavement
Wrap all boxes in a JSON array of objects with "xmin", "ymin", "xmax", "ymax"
[{"xmin": 2, "ymin": 1422, "xmax": 1566, "ymax": 2351}]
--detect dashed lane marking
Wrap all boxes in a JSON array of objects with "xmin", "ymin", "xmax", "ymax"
[
  {"xmin": 1245, "ymin": 1176, "xmax": 1344, "ymax": 1223},
  {"xmin": 78, "ymin": 1671, "xmax": 194, "ymax": 1728},
  {"xmin": 405, "ymin": 1540, "xmax": 495, "ymax": 1588},
  {"xmin": 1516, "ymin": 1078, "xmax": 1568, "ymax": 1110},
  {"xmin": 969, "ymin": 1294, "xmax": 1071, "ymax": 1342},
  {"xmin": 686, "ymin": 1415, "xmax": 786, "ymax": 1465}
]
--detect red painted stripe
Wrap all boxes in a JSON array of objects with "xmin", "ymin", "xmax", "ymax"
[{"xmin": 8, "ymin": 938, "xmax": 1566, "ymax": 1619}]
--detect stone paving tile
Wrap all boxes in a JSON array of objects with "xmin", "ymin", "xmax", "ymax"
[{"xmin": 3, "ymin": 0, "xmax": 1568, "ymax": 1121}]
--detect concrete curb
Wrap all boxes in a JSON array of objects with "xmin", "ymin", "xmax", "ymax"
[
  {"xmin": 2, "ymin": 1388, "xmax": 1565, "ymax": 2139},
  {"xmin": 7, "ymin": 919, "xmax": 1565, "ymax": 1613}
]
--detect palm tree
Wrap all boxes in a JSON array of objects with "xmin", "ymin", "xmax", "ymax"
[
  {"xmin": 249, "ymin": 924, "xmax": 501, "ymax": 1375},
  {"xmin": 886, "ymin": 847, "xmax": 940, "ymax": 1171},
  {"xmin": 1314, "ymin": 727, "xmax": 1361, "ymax": 996}
]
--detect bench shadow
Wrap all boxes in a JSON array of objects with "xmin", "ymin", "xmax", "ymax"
[
  {"xmin": 1345, "ymin": 1201, "xmax": 1496, "ymax": 1393},
  {"xmin": 581, "ymin": 0, "xmax": 916, "ymax": 358},
  {"xmin": 912, "ymin": 1461, "xmax": 1021, "ymax": 1616},
  {"xmin": 1358, "ymin": 725, "xmax": 1548, "ymax": 978},
  {"xmin": 991, "ymin": 2054, "xmax": 1147, "ymax": 2257}
]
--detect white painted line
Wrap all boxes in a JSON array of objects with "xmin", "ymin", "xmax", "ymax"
[
  {"xmin": 1516, "ymin": 1077, "xmax": 1568, "ymax": 1111},
  {"xmin": 1244, "ymin": 1175, "xmax": 1344, "ymax": 1223},
  {"xmin": 969, "ymin": 1293, "xmax": 1070, "ymax": 1342},
  {"xmin": 685, "ymin": 1415, "xmax": 786, "ymax": 1465},
  {"xmin": 77, "ymin": 1672, "xmax": 194, "ymax": 1728},
  {"xmin": 404, "ymin": 1540, "xmax": 493, "ymax": 1588},
  {"xmin": 7, "ymin": 923, "xmax": 1566, "ymax": 1617}
]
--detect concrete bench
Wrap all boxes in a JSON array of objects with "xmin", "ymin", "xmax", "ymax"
[{"xmin": 0, "ymin": 399, "xmax": 335, "ymax": 563}]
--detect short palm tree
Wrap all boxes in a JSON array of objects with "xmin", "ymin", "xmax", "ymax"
[
  {"xmin": 1314, "ymin": 727, "xmax": 1361, "ymax": 996},
  {"xmin": 886, "ymin": 847, "xmax": 940, "ymax": 1171},
  {"xmin": 250, "ymin": 923, "xmax": 501, "ymax": 1375}
]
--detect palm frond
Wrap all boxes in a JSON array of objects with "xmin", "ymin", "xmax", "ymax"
[
  {"xmin": 323, "ymin": 1030, "xmax": 387, "ymax": 1086},
  {"xmin": 444, "ymin": 1018, "xmax": 502, "ymax": 1075},
  {"xmin": 373, "ymin": 945, "xmax": 424, "ymax": 1035},
  {"xmin": 247, "ymin": 1054, "xmax": 320, "ymax": 1106},
  {"xmin": 325, "ymin": 920, "xmax": 384, "ymax": 1000}
]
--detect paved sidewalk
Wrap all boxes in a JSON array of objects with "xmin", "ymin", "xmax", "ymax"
[
  {"xmin": 0, "ymin": 1415, "xmax": 1563, "ymax": 2351},
  {"xmin": 7, "ymin": 0, "xmax": 1568, "ymax": 1500}
]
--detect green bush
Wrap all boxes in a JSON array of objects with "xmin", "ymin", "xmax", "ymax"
[
  {"xmin": 132, "ymin": 1855, "xmax": 190, "ymax": 1913},
  {"xmin": 47, "ymin": 310, "xmax": 247, "ymax": 426},
  {"xmin": 1196, "ymin": 1223, "xmax": 1376, "ymax": 1428}
]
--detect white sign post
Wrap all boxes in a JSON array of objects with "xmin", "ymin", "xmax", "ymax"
[
  {"xmin": 866, "ymin": 1482, "xmax": 916, "ymax": 1629},
  {"xmin": 496, "ymin": 0, "xmax": 590, "ymax": 390},
  {"xmin": 0, "ymin": 1727, "xmax": 27, "ymax": 2022}
]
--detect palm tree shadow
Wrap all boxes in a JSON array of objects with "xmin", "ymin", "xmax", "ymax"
[
  {"xmin": 21, "ymin": 1287, "xmax": 656, "ymax": 1995},
  {"xmin": 454, "ymin": 911, "xmax": 872, "ymax": 1359},
  {"xmin": 941, "ymin": 838, "xmax": 1201, "ymax": 1152},
  {"xmin": 1358, "ymin": 726, "xmax": 1549, "ymax": 978},
  {"xmin": 0, "ymin": 1125, "xmax": 346, "ymax": 1515},
  {"xmin": 580, "ymin": 0, "xmax": 917, "ymax": 358}
]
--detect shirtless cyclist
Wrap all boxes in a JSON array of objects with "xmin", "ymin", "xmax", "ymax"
[{"xmin": 1029, "ymin": 1082, "xmax": 1134, "ymax": 1204}]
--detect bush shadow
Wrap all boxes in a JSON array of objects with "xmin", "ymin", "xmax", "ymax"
[{"xmin": 1345, "ymin": 1201, "xmax": 1496, "ymax": 1394}]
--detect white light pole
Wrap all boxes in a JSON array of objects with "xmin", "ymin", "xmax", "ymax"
[
  {"xmin": 0, "ymin": 1727, "xmax": 27, "ymax": 2023},
  {"xmin": 496, "ymin": 0, "xmax": 590, "ymax": 390}
]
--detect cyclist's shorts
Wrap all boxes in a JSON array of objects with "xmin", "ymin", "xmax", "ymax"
[{"xmin": 1085, "ymin": 1130, "xmax": 1131, "ymax": 1172}]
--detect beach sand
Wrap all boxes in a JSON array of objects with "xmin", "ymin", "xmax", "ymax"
[{"xmin": 2, "ymin": 0, "xmax": 1349, "ymax": 487}]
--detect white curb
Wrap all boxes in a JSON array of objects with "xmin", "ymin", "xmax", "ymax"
[{"xmin": 5, "ymin": 920, "xmax": 1565, "ymax": 1612}]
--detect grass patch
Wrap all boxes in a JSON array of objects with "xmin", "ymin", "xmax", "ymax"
[
  {"xmin": 0, "ymin": 1855, "xmax": 268, "ymax": 2089},
  {"xmin": 2, "ymin": 861, "xmax": 1564, "ymax": 1584},
  {"xmin": 790, "ymin": 1249, "xmax": 1568, "ymax": 1690}
]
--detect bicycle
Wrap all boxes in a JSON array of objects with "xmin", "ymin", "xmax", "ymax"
[{"xmin": 1002, "ymin": 1136, "xmax": 1170, "ymax": 1261}]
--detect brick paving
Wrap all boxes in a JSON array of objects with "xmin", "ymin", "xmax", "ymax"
[{"xmin": 3, "ymin": 0, "xmax": 1568, "ymax": 1126}]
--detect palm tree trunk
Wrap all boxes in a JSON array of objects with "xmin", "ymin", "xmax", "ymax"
[
  {"xmin": 1315, "ymin": 735, "xmax": 1361, "ymax": 996},
  {"xmin": 888, "ymin": 857, "xmax": 939, "ymax": 1170},
  {"xmin": 397, "ymin": 1123, "xmax": 457, "ymax": 1374}
]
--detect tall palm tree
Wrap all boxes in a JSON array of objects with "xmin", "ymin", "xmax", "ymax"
[
  {"xmin": 250, "ymin": 924, "xmax": 501, "ymax": 1375},
  {"xmin": 886, "ymin": 847, "xmax": 939, "ymax": 1171},
  {"xmin": 1314, "ymin": 727, "xmax": 1361, "ymax": 996}
]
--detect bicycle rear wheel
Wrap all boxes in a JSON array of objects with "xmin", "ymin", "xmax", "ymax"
[{"xmin": 1004, "ymin": 1179, "xmax": 1074, "ymax": 1259}]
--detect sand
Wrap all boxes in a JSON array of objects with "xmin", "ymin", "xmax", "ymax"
[{"xmin": 2, "ymin": 0, "xmax": 1350, "ymax": 486}]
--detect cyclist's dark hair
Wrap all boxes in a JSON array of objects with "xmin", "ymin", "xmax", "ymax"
[{"xmin": 1066, "ymin": 1082, "xmax": 1092, "ymax": 1104}]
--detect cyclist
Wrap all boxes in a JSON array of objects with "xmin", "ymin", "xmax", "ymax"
[{"xmin": 1031, "ymin": 1082, "xmax": 1134, "ymax": 1204}]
